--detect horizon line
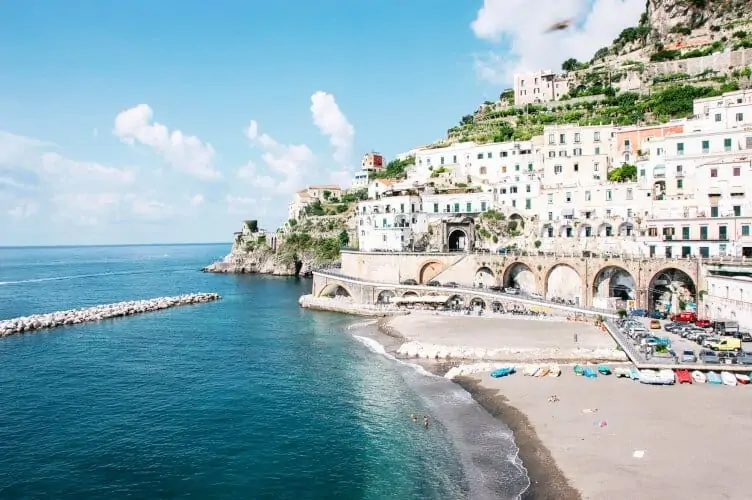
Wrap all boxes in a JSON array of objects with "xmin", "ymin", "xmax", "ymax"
[{"xmin": 0, "ymin": 242, "xmax": 231, "ymax": 249}]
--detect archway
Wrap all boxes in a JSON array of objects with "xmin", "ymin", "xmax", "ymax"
[
  {"xmin": 377, "ymin": 290, "xmax": 396, "ymax": 304},
  {"xmin": 559, "ymin": 223, "xmax": 573, "ymax": 238},
  {"xmin": 503, "ymin": 262, "xmax": 536, "ymax": 293},
  {"xmin": 474, "ymin": 266, "xmax": 494, "ymax": 288},
  {"xmin": 418, "ymin": 261, "xmax": 444, "ymax": 284},
  {"xmin": 448, "ymin": 229, "xmax": 468, "ymax": 251},
  {"xmin": 402, "ymin": 290, "xmax": 419, "ymax": 298},
  {"xmin": 545, "ymin": 264, "xmax": 582, "ymax": 304},
  {"xmin": 592, "ymin": 266, "xmax": 636, "ymax": 308},
  {"xmin": 618, "ymin": 221, "xmax": 634, "ymax": 236},
  {"xmin": 447, "ymin": 294, "xmax": 463, "ymax": 310},
  {"xmin": 470, "ymin": 297, "xmax": 486, "ymax": 310},
  {"xmin": 541, "ymin": 223, "xmax": 554, "ymax": 238},
  {"xmin": 598, "ymin": 222, "xmax": 613, "ymax": 237},
  {"xmin": 578, "ymin": 223, "xmax": 593, "ymax": 238},
  {"xmin": 648, "ymin": 268, "xmax": 696, "ymax": 314},
  {"xmin": 491, "ymin": 301, "xmax": 504, "ymax": 313},
  {"xmin": 318, "ymin": 283, "xmax": 353, "ymax": 299}
]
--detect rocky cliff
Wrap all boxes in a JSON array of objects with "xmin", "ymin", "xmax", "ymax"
[{"xmin": 203, "ymin": 213, "xmax": 355, "ymax": 276}]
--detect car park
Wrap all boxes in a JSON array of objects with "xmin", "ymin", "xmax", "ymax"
[
  {"xmin": 736, "ymin": 351, "xmax": 752, "ymax": 365},
  {"xmin": 694, "ymin": 318, "xmax": 711, "ymax": 328},
  {"xmin": 650, "ymin": 319, "xmax": 661, "ymax": 329},
  {"xmin": 699, "ymin": 349, "xmax": 720, "ymax": 364},
  {"xmin": 680, "ymin": 350, "xmax": 697, "ymax": 363}
]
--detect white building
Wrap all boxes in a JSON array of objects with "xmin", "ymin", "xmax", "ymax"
[
  {"xmin": 703, "ymin": 265, "xmax": 752, "ymax": 330},
  {"xmin": 351, "ymin": 171, "xmax": 369, "ymax": 189},
  {"xmin": 356, "ymin": 195, "xmax": 421, "ymax": 252},
  {"xmin": 513, "ymin": 70, "xmax": 570, "ymax": 106},
  {"xmin": 287, "ymin": 185, "xmax": 343, "ymax": 220},
  {"xmin": 693, "ymin": 89, "xmax": 752, "ymax": 130}
]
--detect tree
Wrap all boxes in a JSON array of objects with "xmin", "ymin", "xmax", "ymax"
[
  {"xmin": 561, "ymin": 58, "xmax": 581, "ymax": 72},
  {"xmin": 244, "ymin": 220, "xmax": 258, "ymax": 233},
  {"xmin": 460, "ymin": 114, "xmax": 474, "ymax": 125},
  {"xmin": 607, "ymin": 164, "xmax": 637, "ymax": 182},
  {"xmin": 323, "ymin": 190, "xmax": 331, "ymax": 200},
  {"xmin": 338, "ymin": 229, "xmax": 349, "ymax": 248}
]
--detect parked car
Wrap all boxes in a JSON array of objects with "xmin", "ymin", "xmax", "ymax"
[
  {"xmin": 650, "ymin": 319, "xmax": 661, "ymax": 329},
  {"xmin": 707, "ymin": 336, "xmax": 742, "ymax": 352},
  {"xmin": 699, "ymin": 349, "xmax": 720, "ymax": 364},
  {"xmin": 649, "ymin": 311, "xmax": 666, "ymax": 319},
  {"xmin": 735, "ymin": 351, "xmax": 752, "ymax": 365},
  {"xmin": 427, "ymin": 280, "xmax": 440, "ymax": 287},
  {"xmin": 488, "ymin": 285, "xmax": 502, "ymax": 292},
  {"xmin": 630, "ymin": 309, "xmax": 648, "ymax": 317},
  {"xmin": 694, "ymin": 318, "xmax": 712, "ymax": 328},
  {"xmin": 529, "ymin": 291, "xmax": 544, "ymax": 300},
  {"xmin": 503, "ymin": 287, "xmax": 519, "ymax": 295},
  {"xmin": 680, "ymin": 349, "xmax": 697, "ymax": 363},
  {"xmin": 400, "ymin": 279, "xmax": 418, "ymax": 285},
  {"xmin": 671, "ymin": 311, "xmax": 697, "ymax": 323},
  {"xmin": 444, "ymin": 281, "xmax": 459, "ymax": 288},
  {"xmin": 663, "ymin": 322, "xmax": 681, "ymax": 332}
]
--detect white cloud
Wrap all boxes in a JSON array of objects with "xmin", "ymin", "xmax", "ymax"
[
  {"xmin": 310, "ymin": 91, "xmax": 355, "ymax": 164},
  {"xmin": 243, "ymin": 120, "xmax": 316, "ymax": 193},
  {"xmin": 189, "ymin": 194, "xmax": 204, "ymax": 206},
  {"xmin": 128, "ymin": 196, "xmax": 173, "ymax": 218},
  {"xmin": 470, "ymin": 0, "xmax": 644, "ymax": 84},
  {"xmin": 225, "ymin": 195, "xmax": 258, "ymax": 215},
  {"xmin": 8, "ymin": 202, "xmax": 38, "ymax": 218},
  {"xmin": 235, "ymin": 161, "xmax": 277, "ymax": 190},
  {"xmin": 41, "ymin": 152, "xmax": 135, "ymax": 186},
  {"xmin": 0, "ymin": 131, "xmax": 53, "ymax": 165},
  {"xmin": 113, "ymin": 104, "xmax": 221, "ymax": 180}
]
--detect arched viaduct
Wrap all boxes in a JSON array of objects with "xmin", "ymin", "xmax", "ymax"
[{"xmin": 337, "ymin": 250, "xmax": 704, "ymax": 309}]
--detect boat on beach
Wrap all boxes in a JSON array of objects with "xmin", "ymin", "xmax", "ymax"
[
  {"xmin": 639, "ymin": 369, "xmax": 675, "ymax": 385},
  {"xmin": 548, "ymin": 365, "xmax": 561, "ymax": 377},
  {"xmin": 523, "ymin": 365, "xmax": 539, "ymax": 376},
  {"xmin": 721, "ymin": 371, "xmax": 738, "ymax": 386},
  {"xmin": 706, "ymin": 371, "xmax": 722, "ymax": 384},
  {"xmin": 736, "ymin": 373, "xmax": 750, "ymax": 384},
  {"xmin": 629, "ymin": 367, "xmax": 640, "ymax": 380},
  {"xmin": 614, "ymin": 367, "xmax": 631, "ymax": 378},
  {"xmin": 691, "ymin": 370, "xmax": 707, "ymax": 384},
  {"xmin": 583, "ymin": 367, "xmax": 598, "ymax": 378},
  {"xmin": 596, "ymin": 364, "xmax": 611, "ymax": 375},
  {"xmin": 675, "ymin": 369, "xmax": 692, "ymax": 384},
  {"xmin": 490, "ymin": 366, "xmax": 515, "ymax": 378},
  {"xmin": 534, "ymin": 367, "xmax": 550, "ymax": 377}
]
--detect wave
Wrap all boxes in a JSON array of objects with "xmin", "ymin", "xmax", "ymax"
[
  {"xmin": 351, "ymin": 334, "xmax": 530, "ymax": 500},
  {"xmin": 0, "ymin": 267, "xmax": 193, "ymax": 286}
]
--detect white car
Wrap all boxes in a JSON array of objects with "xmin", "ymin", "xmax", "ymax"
[
  {"xmin": 503, "ymin": 287, "xmax": 519, "ymax": 295},
  {"xmin": 529, "ymin": 292, "xmax": 544, "ymax": 300}
]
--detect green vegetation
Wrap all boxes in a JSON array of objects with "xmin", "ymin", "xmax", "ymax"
[
  {"xmin": 280, "ymin": 232, "xmax": 341, "ymax": 263},
  {"xmin": 338, "ymin": 229, "xmax": 349, "ymax": 248},
  {"xmin": 370, "ymin": 156, "xmax": 415, "ymax": 180},
  {"xmin": 607, "ymin": 164, "xmax": 638, "ymax": 182},
  {"xmin": 430, "ymin": 166, "xmax": 450, "ymax": 178},
  {"xmin": 244, "ymin": 220, "xmax": 258, "ymax": 233}
]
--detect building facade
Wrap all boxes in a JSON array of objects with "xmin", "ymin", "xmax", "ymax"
[{"xmin": 513, "ymin": 70, "xmax": 570, "ymax": 106}]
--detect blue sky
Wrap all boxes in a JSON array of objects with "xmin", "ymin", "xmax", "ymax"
[{"xmin": 0, "ymin": 0, "xmax": 642, "ymax": 245}]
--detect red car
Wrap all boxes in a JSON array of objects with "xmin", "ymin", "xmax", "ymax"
[
  {"xmin": 671, "ymin": 311, "xmax": 697, "ymax": 323},
  {"xmin": 694, "ymin": 318, "xmax": 711, "ymax": 328}
]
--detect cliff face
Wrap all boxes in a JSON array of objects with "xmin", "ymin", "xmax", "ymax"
[
  {"xmin": 204, "ymin": 213, "xmax": 355, "ymax": 276},
  {"xmin": 648, "ymin": 0, "xmax": 750, "ymax": 42}
]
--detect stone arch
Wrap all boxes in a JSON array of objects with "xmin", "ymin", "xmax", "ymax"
[
  {"xmin": 491, "ymin": 301, "xmax": 504, "ymax": 313},
  {"xmin": 559, "ymin": 222, "xmax": 573, "ymax": 238},
  {"xmin": 592, "ymin": 266, "xmax": 636, "ymax": 304},
  {"xmin": 474, "ymin": 266, "xmax": 494, "ymax": 287},
  {"xmin": 545, "ymin": 264, "xmax": 583, "ymax": 304},
  {"xmin": 618, "ymin": 221, "xmax": 635, "ymax": 236},
  {"xmin": 647, "ymin": 267, "xmax": 697, "ymax": 313},
  {"xmin": 447, "ymin": 294, "xmax": 463, "ymax": 309},
  {"xmin": 376, "ymin": 290, "xmax": 396, "ymax": 303},
  {"xmin": 541, "ymin": 223, "xmax": 554, "ymax": 238},
  {"xmin": 578, "ymin": 223, "xmax": 593, "ymax": 238},
  {"xmin": 470, "ymin": 297, "xmax": 487, "ymax": 309},
  {"xmin": 502, "ymin": 262, "xmax": 537, "ymax": 293},
  {"xmin": 318, "ymin": 283, "xmax": 353, "ymax": 298},
  {"xmin": 448, "ymin": 229, "xmax": 468, "ymax": 251},
  {"xmin": 402, "ymin": 290, "xmax": 419, "ymax": 298},
  {"xmin": 597, "ymin": 222, "xmax": 613, "ymax": 237},
  {"xmin": 418, "ymin": 260, "xmax": 445, "ymax": 284}
]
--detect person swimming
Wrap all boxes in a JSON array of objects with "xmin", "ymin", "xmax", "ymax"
[
  {"xmin": 423, "ymin": 415, "xmax": 429, "ymax": 428},
  {"xmin": 411, "ymin": 414, "xmax": 418, "ymax": 422}
]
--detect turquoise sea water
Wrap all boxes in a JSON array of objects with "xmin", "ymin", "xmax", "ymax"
[{"xmin": 0, "ymin": 244, "xmax": 528, "ymax": 499}]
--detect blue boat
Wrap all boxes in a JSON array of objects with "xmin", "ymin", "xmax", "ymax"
[
  {"xmin": 583, "ymin": 367, "xmax": 598, "ymax": 378},
  {"xmin": 597, "ymin": 364, "xmax": 612, "ymax": 375},
  {"xmin": 629, "ymin": 367, "xmax": 640, "ymax": 380},
  {"xmin": 490, "ymin": 366, "xmax": 515, "ymax": 378},
  {"xmin": 573, "ymin": 364, "xmax": 585, "ymax": 376},
  {"xmin": 706, "ymin": 371, "xmax": 722, "ymax": 384}
]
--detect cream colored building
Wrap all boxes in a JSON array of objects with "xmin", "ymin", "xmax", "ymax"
[
  {"xmin": 703, "ymin": 264, "xmax": 752, "ymax": 330},
  {"xmin": 288, "ymin": 185, "xmax": 343, "ymax": 220},
  {"xmin": 693, "ymin": 89, "xmax": 752, "ymax": 130},
  {"xmin": 540, "ymin": 124, "xmax": 615, "ymax": 187},
  {"xmin": 356, "ymin": 195, "xmax": 421, "ymax": 252},
  {"xmin": 513, "ymin": 70, "xmax": 570, "ymax": 106}
]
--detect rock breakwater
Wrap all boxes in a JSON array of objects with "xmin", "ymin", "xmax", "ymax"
[{"xmin": 0, "ymin": 293, "xmax": 221, "ymax": 337}]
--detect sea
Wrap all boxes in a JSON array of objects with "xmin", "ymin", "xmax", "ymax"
[{"xmin": 0, "ymin": 244, "xmax": 529, "ymax": 499}]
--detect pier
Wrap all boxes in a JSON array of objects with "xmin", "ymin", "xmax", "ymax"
[{"xmin": 0, "ymin": 293, "xmax": 221, "ymax": 337}]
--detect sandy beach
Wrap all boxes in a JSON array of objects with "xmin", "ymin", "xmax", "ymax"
[{"xmin": 456, "ymin": 371, "xmax": 752, "ymax": 500}]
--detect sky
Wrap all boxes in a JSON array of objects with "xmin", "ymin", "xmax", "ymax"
[{"xmin": 0, "ymin": 0, "xmax": 644, "ymax": 246}]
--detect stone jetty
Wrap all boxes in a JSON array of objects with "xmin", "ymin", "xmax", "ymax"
[{"xmin": 0, "ymin": 292, "xmax": 221, "ymax": 337}]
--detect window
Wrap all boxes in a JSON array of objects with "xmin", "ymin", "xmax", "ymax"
[
  {"xmin": 710, "ymin": 168, "xmax": 718, "ymax": 177},
  {"xmin": 699, "ymin": 247, "xmax": 710, "ymax": 258},
  {"xmin": 700, "ymin": 226, "xmax": 708, "ymax": 240},
  {"xmin": 734, "ymin": 205, "xmax": 741, "ymax": 216},
  {"xmin": 548, "ymin": 151, "xmax": 555, "ymax": 158},
  {"xmin": 676, "ymin": 164, "xmax": 683, "ymax": 173},
  {"xmin": 594, "ymin": 146, "xmax": 600, "ymax": 155},
  {"xmin": 677, "ymin": 142, "xmax": 684, "ymax": 155},
  {"xmin": 648, "ymin": 227, "xmax": 658, "ymax": 237},
  {"xmin": 734, "ymin": 166, "xmax": 741, "ymax": 176},
  {"xmin": 511, "ymin": 186, "xmax": 518, "ymax": 194},
  {"xmin": 715, "ymin": 113, "xmax": 722, "ymax": 122},
  {"xmin": 594, "ymin": 131, "xmax": 601, "ymax": 142},
  {"xmin": 585, "ymin": 190, "xmax": 591, "ymax": 201},
  {"xmin": 547, "ymin": 193, "xmax": 553, "ymax": 204},
  {"xmin": 682, "ymin": 246, "xmax": 691, "ymax": 257},
  {"xmin": 565, "ymin": 192, "xmax": 571, "ymax": 202},
  {"xmin": 559, "ymin": 133, "xmax": 566, "ymax": 144},
  {"xmin": 515, "ymin": 164, "xmax": 520, "ymax": 171},
  {"xmin": 627, "ymin": 208, "xmax": 633, "ymax": 218},
  {"xmin": 624, "ymin": 139, "xmax": 631, "ymax": 147},
  {"xmin": 719, "ymin": 225, "xmax": 728, "ymax": 240},
  {"xmin": 440, "ymin": 156, "xmax": 444, "ymax": 165},
  {"xmin": 743, "ymin": 225, "xmax": 750, "ymax": 236},
  {"xmin": 574, "ymin": 132, "xmax": 581, "ymax": 143},
  {"xmin": 514, "ymin": 176, "xmax": 520, "ymax": 182},
  {"xmin": 747, "ymin": 136, "xmax": 752, "ymax": 149},
  {"xmin": 558, "ymin": 150, "xmax": 566, "ymax": 157},
  {"xmin": 573, "ymin": 148, "xmax": 582, "ymax": 156},
  {"xmin": 711, "ymin": 206, "xmax": 719, "ymax": 217},
  {"xmin": 702, "ymin": 140, "xmax": 709, "ymax": 154},
  {"xmin": 382, "ymin": 235, "xmax": 386, "ymax": 242},
  {"xmin": 487, "ymin": 152, "xmax": 492, "ymax": 158},
  {"xmin": 677, "ymin": 179, "xmax": 684, "ymax": 189},
  {"xmin": 594, "ymin": 162, "xmax": 599, "ymax": 171},
  {"xmin": 481, "ymin": 201, "xmax": 488, "ymax": 211},
  {"xmin": 426, "ymin": 158, "xmax": 431, "ymax": 165},
  {"xmin": 526, "ymin": 184, "xmax": 531, "ymax": 193},
  {"xmin": 400, "ymin": 203, "xmax": 405, "ymax": 213},
  {"xmin": 479, "ymin": 166, "xmax": 487, "ymax": 175},
  {"xmin": 477, "ymin": 153, "xmax": 483, "ymax": 159},
  {"xmin": 627, "ymin": 188, "xmax": 633, "ymax": 200},
  {"xmin": 665, "ymin": 247, "xmax": 672, "ymax": 258},
  {"xmin": 554, "ymin": 164, "xmax": 563, "ymax": 174},
  {"xmin": 640, "ymin": 169, "xmax": 646, "ymax": 177},
  {"xmin": 548, "ymin": 133, "xmax": 555, "ymax": 145},
  {"xmin": 606, "ymin": 190, "xmax": 612, "ymax": 201},
  {"xmin": 724, "ymin": 138, "xmax": 732, "ymax": 151},
  {"xmin": 453, "ymin": 203, "xmax": 460, "ymax": 212},
  {"xmin": 574, "ymin": 163, "xmax": 579, "ymax": 172},
  {"xmin": 453, "ymin": 155, "xmax": 457, "ymax": 163},
  {"xmin": 466, "ymin": 202, "xmax": 472, "ymax": 212},
  {"xmin": 525, "ymin": 198, "xmax": 531, "ymax": 209},
  {"xmin": 736, "ymin": 112, "xmax": 744, "ymax": 122},
  {"xmin": 682, "ymin": 226, "xmax": 690, "ymax": 240},
  {"xmin": 502, "ymin": 166, "xmax": 507, "ymax": 173},
  {"xmin": 512, "ymin": 200, "xmax": 516, "ymax": 207}
]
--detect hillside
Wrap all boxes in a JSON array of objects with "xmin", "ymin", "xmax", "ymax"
[{"xmin": 445, "ymin": 0, "xmax": 752, "ymax": 145}]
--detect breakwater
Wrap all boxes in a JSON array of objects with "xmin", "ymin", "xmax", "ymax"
[
  {"xmin": 298, "ymin": 294, "xmax": 408, "ymax": 317},
  {"xmin": 0, "ymin": 293, "xmax": 221, "ymax": 336}
]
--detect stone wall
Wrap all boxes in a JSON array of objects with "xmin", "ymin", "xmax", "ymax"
[{"xmin": 647, "ymin": 48, "xmax": 752, "ymax": 78}]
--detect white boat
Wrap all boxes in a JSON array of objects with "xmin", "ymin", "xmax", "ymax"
[
  {"xmin": 736, "ymin": 373, "xmax": 750, "ymax": 384},
  {"xmin": 535, "ymin": 367, "xmax": 550, "ymax": 377},
  {"xmin": 659, "ymin": 369, "xmax": 676, "ymax": 384},
  {"xmin": 721, "ymin": 371, "xmax": 738, "ymax": 386},
  {"xmin": 548, "ymin": 365, "xmax": 561, "ymax": 377},
  {"xmin": 639, "ymin": 369, "xmax": 675, "ymax": 385},
  {"xmin": 522, "ymin": 365, "xmax": 540, "ymax": 376},
  {"xmin": 691, "ymin": 370, "xmax": 707, "ymax": 384}
]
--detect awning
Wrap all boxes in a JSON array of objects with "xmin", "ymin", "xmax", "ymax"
[
  {"xmin": 561, "ymin": 207, "xmax": 574, "ymax": 216},
  {"xmin": 707, "ymin": 187, "xmax": 721, "ymax": 196},
  {"xmin": 394, "ymin": 295, "xmax": 451, "ymax": 304},
  {"xmin": 731, "ymin": 186, "xmax": 745, "ymax": 196}
]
